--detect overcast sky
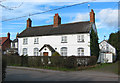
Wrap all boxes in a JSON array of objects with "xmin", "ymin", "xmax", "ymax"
[{"xmin": 0, "ymin": 0, "xmax": 119, "ymax": 42}]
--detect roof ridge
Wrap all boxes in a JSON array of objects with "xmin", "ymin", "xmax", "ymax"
[{"xmin": 31, "ymin": 21, "xmax": 90, "ymax": 28}]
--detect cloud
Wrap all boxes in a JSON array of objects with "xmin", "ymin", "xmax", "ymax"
[
  {"xmin": 97, "ymin": 8, "xmax": 118, "ymax": 29},
  {"xmin": 10, "ymin": 23, "xmax": 26, "ymax": 24},
  {"xmin": 73, "ymin": 13, "xmax": 89, "ymax": 22},
  {"xmin": 46, "ymin": 19, "xmax": 52, "ymax": 23}
]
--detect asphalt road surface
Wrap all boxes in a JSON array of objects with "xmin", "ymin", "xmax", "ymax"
[{"xmin": 5, "ymin": 66, "xmax": 119, "ymax": 81}]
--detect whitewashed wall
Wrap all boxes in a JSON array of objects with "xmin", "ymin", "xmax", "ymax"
[
  {"xmin": 18, "ymin": 33, "xmax": 90, "ymax": 56},
  {"xmin": 98, "ymin": 53, "xmax": 113, "ymax": 63},
  {"xmin": 99, "ymin": 41, "xmax": 116, "ymax": 55},
  {"xmin": 11, "ymin": 42, "xmax": 18, "ymax": 48}
]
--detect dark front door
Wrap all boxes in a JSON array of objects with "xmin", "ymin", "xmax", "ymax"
[{"xmin": 43, "ymin": 52, "xmax": 48, "ymax": 56}]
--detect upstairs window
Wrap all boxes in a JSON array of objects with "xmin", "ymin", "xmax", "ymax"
[
  {"xmin": 34, "ymin": 38, "xmax": 39, "ymax": 44},
  {"xmin": 61, "ymin": 47, "xmax": 67, "ymax": 56},
  {"xmin": 23, "ymin": 48, "xmax": 27, "ymax": 55},
  {"xmin": 78, "ymin": 48, "xmax": 84, "ymax": 56},
  {"xmin": 77, "ymin": 35, "xmax": 84, "ymax": 42},
  {"xmin": 61, "ymin": 36, "xmax": 67, "ymax": 43},
  {"xmin": 23, "ymin": 38, "xmax": 28, "ymax": 45}
]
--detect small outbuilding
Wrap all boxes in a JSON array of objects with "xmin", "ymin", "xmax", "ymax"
[{"xmin": 98, "ymin": 40, "xmax": 116, "ymax": 63}]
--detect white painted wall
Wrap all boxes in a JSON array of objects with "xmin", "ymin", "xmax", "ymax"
[
  {"xmin": 18, "ymin": 33, "xmax": 91, "ymax": 56},
  {"xmin": 11, "ymin": 42, "xmax": 18, "ymax": 48},
  {"xmin": 99, "ymin": 41, "xmax": 116, "ymax": 55},
  {"xmin": 40, "ymin": 47, "xmax": 52, "ymax": 56},
  {"xmin": 98, "ymin": 53, "xmax": 113, "ymax": 63}
]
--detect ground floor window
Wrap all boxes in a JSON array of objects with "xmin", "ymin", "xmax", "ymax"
[
  {"xmin": 61, "ymin": 47, "xmax": 67, "ymax": 56},
  {"xmin": 77, "ymin": 48, "xmax": 84, "ymax": 56},
  {"xmin": 34, "ymin": 48, "xmax": 39, "ymax": 56},
  {"xmin": 23, "ymin": 48, "xmax": 27, "ymax": 55}
]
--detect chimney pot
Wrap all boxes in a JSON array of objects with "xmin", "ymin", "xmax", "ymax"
[
  {"xmin": 16, "ymin": 32, "xmax": 19, "ymax": 39},
  {"xmin": 53, "ymin": 13, "xmax": 61, "ymax": 27},
  {"xmin": 90, "ymin": 9, "xmax": 95, "ymax": 23},
  {"xmin": 7, "ymin": 32, "xmax": 10, "ymax": 39},
  {"xmin": 27, "ymin": 18, "xmax": 32, "ymax": 28}
]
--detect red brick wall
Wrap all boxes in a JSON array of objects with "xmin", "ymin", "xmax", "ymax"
[{"xmin": 2, "ymin": 39, "xmax": 11, "ymax": 51}]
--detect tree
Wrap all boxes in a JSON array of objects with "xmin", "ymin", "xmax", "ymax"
[
  {"xmin": 90, "ymin": 28, "xmax": 100, "ymax": 59},
  {"xmin": 108, "ymin": 30, "xmax": 120, "ymax": 61}
]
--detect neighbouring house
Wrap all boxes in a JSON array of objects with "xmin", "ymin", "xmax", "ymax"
[
  {"xmin": 0, "ymin": 33, "xmax": 11, "ymax": 54},
  {"xmin": 6, "ymin": 33, "xmax": 19, "ymax": 54},
  {"xmin": 17, "ymin": 9, "xmax": 98, "ymax": 56},
  {"xmin": 98, "ymin": 40, "xmax": 116, "ymax": 63}
]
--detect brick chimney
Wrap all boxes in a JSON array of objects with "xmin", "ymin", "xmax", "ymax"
[
  {"xmin": 16, "ymin": 32, "xmax": 19, "ymax": 39},
  {"xmin": 53, "ymin": 13, "xmax": 61, "ymax": 27},
  {"xmin": 26, "ymin": 18, "xmax": 32, "ymax": 28},
  {"xmin": 7, "ymin": 32, "xmax": 10, "ymax": 39},
  {"xmin": 90, "ymin": 9, "xmax": 95, "ymax": 23}
]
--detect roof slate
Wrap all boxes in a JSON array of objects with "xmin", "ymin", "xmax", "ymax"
[{"xmin": 18, "ymin": 21, "xmax": 92, "ymax": 37}]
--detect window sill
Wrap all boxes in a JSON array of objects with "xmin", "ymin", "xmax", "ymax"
[
  {"xmin": 61, "ymin": 42, "xmax": 67, "ymax": 43},
  {"xmin": 23, "ymin": 44, "xmax": 27, "ymax": 45},
  {"xmin": 77, "ymin": 41, "xmax": 84, "ymax": 43},
  {"xmin": 34, "ymin": 43, "xmax": 39, "ymax": 44}
]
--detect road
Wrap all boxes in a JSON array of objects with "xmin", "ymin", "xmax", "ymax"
[{"xmin": 5, "ymin": 66, "xmax": 119, "ymax": 81}]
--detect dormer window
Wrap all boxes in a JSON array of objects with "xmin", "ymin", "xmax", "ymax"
[
  {"xmin": 77, "ymin": 35, "xmax": 84, "ymax": 42},
  {"xmin": 61, "ymin": 36, "xmax": 67, "ymax": 43},
  {"xmin": 34, "ymin": 38, "xmax": 39, "ymax": 44}
]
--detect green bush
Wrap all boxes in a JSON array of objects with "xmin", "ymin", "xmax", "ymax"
[
  {"xmin": 21, "ymin": 55, "xmax": 28, "ymax": 66},
  {"xmin": 2, "ymin": 56, "xmax": 7, "ymax": 81},
  {"xmin": 28, "ymin": 56, "xmax": 43, "ymax": 67},
  {"xmin": 51, "ymin": 56, "xmax": 64, "ymax": 67},
  {"xmin": 64, "ymin": 56, "xmax": 77, "ymax": 68},
  {"xmin": 52, "ymin": 52, "xmax": 61, "ymax": 56}
]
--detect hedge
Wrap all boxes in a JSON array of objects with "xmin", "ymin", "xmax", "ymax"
[{"xmin": 4, "ymin": 55, "xmax": 97, "ymax": 68}]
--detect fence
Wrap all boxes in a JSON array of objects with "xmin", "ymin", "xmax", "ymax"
[{"xmin": 4, "ymin": 55, "xmax": 97, "ymax": 68}]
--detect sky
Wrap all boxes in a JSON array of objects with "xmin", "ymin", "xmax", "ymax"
[{"xmin": 0, "ymin": 0, "xmax": 119, "ymax": 43}]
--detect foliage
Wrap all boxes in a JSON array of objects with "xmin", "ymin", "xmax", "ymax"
[
  {"xmin": 5, "ymin": 55, "xmax": 97, "ymax": 70},
  {"xmin": 64, "ymin": 56, "xmax": 77, "ymax": 68},
  {"xmin": 90, "ymin": 28, "xmax": 100, "ymax": 59},
  {"xmin": 108, "ymin": 31, "xmax": 120, "ymax": 61},
  {"xmin": 2, "ymin": 56, "xmax": 7, "ymax": 82},
  {"xmin": 52, "ymin": 52, "xmax": 61, "ymax": 56},
  {"xmin": 51, "ymin": 56, "xmax": 64, "ymax": 67}
]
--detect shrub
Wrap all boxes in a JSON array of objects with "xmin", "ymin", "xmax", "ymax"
[
  {"xmin": 2, "ymin": 55, "xmax": 7, "ymax": 82},
  {"xmin": 52, "ymin": 52, "xmax": 61, "ymax": 56},
  {"xmin": 28, "ymin": 56, "xmax": 43, "ymax": 67},
  {"xmin": 21, "ymin": 55, "xmax": 28, "ymax": 66},
  {"xmin": 64, "ymin": 56, "xmax": 77, "ymax": 68},
  {"xmin": 51, "ymin": 56, "xmax": 64, "ymax": 67}
]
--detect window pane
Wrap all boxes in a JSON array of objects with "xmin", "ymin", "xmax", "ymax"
[
  {"xmin": 61, "ymin": 47, "xmax": 67, "ymax": 56},
  {"xmin": 34, "ymin": 48, "xmax": 39, "ymax": 56}
]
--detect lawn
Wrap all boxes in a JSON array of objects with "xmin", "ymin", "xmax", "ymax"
[{"xmin": 88, "ymin": 61, "xmax": 119, "ymax": 75}]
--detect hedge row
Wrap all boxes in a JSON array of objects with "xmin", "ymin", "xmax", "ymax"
[{"xmin": 4, "ymin": 55, "xmax": 97, "ymax": 68}]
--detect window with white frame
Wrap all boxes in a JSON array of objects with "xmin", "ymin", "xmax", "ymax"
[
  {"xmin": 23, "ymin": 38, "xmax": 28, "ymax": 45},
  {"xmin": 77, "ymin": 35, "xmax": 84, "ymax": 42},
  {"xmin": 61, "ymin": 47, "xmax": 67, "ymax": 56},
  {"xmin": 34, "ymin": 38, "xmax": 39, "ymax": 44},
  {"xmin": 23, "ymin": 48, "xmax": 27, "ymax": 55},
  {"xmin": 34, "ymin": 48, "xmax": 39, "ymax": 56},
  {"xmin": 77, "ymin": 48, "xmax": 84, "ymax": 56},
  {"xmin": 61, "ymin": 36, "xmax": 67, "ymax": 43}
]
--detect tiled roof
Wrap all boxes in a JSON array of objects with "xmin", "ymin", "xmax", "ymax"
[
  {"xmin": 0, "ymin": 37, "xmax": 8, "ymax": 45},
  {"xmin": 18, "ymin": 21, "xmax": 92, "ymax": 37}
]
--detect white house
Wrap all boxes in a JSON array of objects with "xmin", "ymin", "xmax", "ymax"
[
  {"xmin": 17, "ymin": 9, "xmax": 97, "ymax": 56},
  {"xmin": 98, "ymin": 40, "xmax": 116, "ymax": 63}
]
